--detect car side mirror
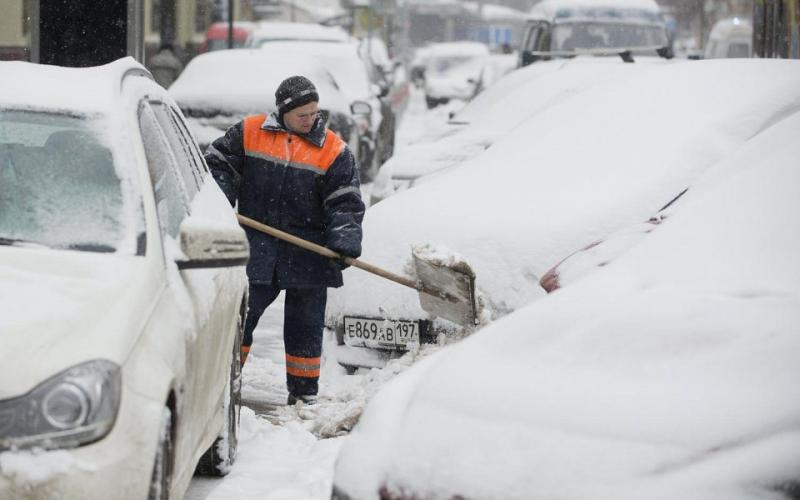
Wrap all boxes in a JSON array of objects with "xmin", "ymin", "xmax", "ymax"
[
  {"xmin": 176, "ymin": 218, "xmax": 249, "ymax": 269},
  {"xmin": 351, "ymin": 100, "xmax": 372, "ymax": 116}
]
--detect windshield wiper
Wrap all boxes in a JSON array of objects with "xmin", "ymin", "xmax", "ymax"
[{"xmin": 0, "ymin": 236, "xmax": 48, "ymax": 248}]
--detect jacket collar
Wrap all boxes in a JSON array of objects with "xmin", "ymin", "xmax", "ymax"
[{"xmin": 261, "ymin": 112, "xmax": 326, "ymax": 148}]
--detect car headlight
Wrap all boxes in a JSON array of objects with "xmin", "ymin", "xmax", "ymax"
[{"xmin": 0, "ymin": 360, "xmax": 121, "ymax": 451}]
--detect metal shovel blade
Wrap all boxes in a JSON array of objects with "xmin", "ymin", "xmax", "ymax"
[{"xmin": 413, "ymin": 250, "xmax": 478, "ymax": 327}]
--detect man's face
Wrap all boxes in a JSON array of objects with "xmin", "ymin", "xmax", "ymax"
[{"xmin": 284, "ymin": 101, "xmax": 320, "ymax": 134}]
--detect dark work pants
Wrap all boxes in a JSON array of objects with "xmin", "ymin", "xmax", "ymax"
[{"xmin": 243, "ymin": 283, "xmax": 328, "ymax": 397}]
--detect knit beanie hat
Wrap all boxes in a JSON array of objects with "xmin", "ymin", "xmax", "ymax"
[{"xmin": 275, "ymin": 75, "xmax": 319, "ymax": 115}]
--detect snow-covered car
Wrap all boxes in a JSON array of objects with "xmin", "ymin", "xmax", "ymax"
[
  {"xmin": 326, "ymin": 59, "xmax": 800, "ymax": 372},
  {"xmin": 421, "ymin": 41, "xmax": 490, "ymax": 108},
  {"xmin": 518, "ymin": 0, "xmax": 672, "ymax": 68},
  {"xmin": 331, "ymin": 104, "xmax": 800, "ymax": 500},
  {"xmin": 0, "ymin": 58, "xmax": 249, "ymax": 499},
  {"xmin": 260, "ymin": 40, "xmax": 397, "ymax": 180},
  {"xmin": 167, "ymin": 49, "xmax": 360, "ymax": 160},
  {"xmin": 244, "ymin": 20, "xmax": 351, "ymax": 47},
  {"xmin": 371, "ymin": 55, "xmax": 675, "ymax": 204}
]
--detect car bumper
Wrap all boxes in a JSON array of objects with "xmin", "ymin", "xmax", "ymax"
[{"xmin": 0, "ymin": 384, "xmax": 163, "ymax": 500}]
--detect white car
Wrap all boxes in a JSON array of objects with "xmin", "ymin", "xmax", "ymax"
[
  {"xmin": 331, "ymin": 101, "xmax": 800, "ymax": 500},
  {"xmin": 167, "ymin": 49, "xmax": 360, "ymax": 158},
  {"xmin": 0, "ymin": 58, "xmax": 249, "ymax": 499},
  {"xmin": 326, "ymin": 59, "xmax": 800, "ymax": 372}
]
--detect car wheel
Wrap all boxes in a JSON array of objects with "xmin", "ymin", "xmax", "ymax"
[
  {"xmin": 425, "ymin": 96, "xmax": 439, "ymax": 109},
  {"xmin": 148, "ymin": 406, "xmax": 173, "ymax": 500},
  {"xmin": 195, "ymin": 320, "xmax": 242, "ymax": 476}
]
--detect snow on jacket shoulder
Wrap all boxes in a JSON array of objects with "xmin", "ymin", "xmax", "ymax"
[{"xmin": 204, "ymin": 113, "xmax": 365, "ymax": 288}]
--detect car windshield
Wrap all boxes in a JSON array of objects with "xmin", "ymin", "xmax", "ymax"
[
  {"xmin": 553, "ymin": 22, "xmax": 668, "ymax": 50},
  {"xmin": 0, "ymin": 110, "xmax": 127, "ymax": 253}
]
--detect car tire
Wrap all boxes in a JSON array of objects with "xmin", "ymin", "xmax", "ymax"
[
  {"xmin": 148, "ymin": 406, "xmax": 173, "ymax": 500},
  {"xmin": 425, "ymin": 96, "xmax": 439, "ymax": 109},
  {"xmin": 195, "ymin": 319, "xmax": 242, "ymax": 476}
]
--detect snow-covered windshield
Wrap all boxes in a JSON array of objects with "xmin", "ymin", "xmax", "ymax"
[
  {"xmin": 553, "ymin": 21, "xmax": 668, "ymax": 50},
  {"xmin": 0, "ymin": 109, "xmax": 126, "ymax": 253}
]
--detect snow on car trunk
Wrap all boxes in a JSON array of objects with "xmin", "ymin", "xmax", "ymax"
[
  {"xmin": 334, "ymin": 93, "xmax": 800, "ymax": 500},
  {"xmin": 327, "ymin": 59, "xmax": 800, "ymax": 329}
]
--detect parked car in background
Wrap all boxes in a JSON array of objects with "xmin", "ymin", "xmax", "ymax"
[
  {"xmin": 261, "ymin": 40, "xmax": 397, "ymax": 180},
  {"xmin": 517, "ymin": 0, "xmax": 672, "ymax": 67},
  {"xmin": 704, "ymin": 17, "xmax": 753, "ymax": 58},
  {"xmin": 359, "ymin": 36, "xmax": 412, "ymax": 122},
  {"xmin": 421, "ymin": 41, "xmax": 490, "ymax": 108},
  {"xmin": 331, "ymin": 108, "xmax": 800, "ymax": 500},
  {"xmin": 197, "ymin": 21, "xmax": 255, "ymax": 53},
  {"xmin": 326, "ymin": 59, "xmax": 800, "ymax": 373},
  {"xmin": 0, "ymin": 58, "xmax": 249, "ymax": 499},
  {"xmin": 167, "ymin": 49, "xmax": 360, "ymax": 161},
  {"xmin": 244, "ymin": 20, "xmax": 351, "ymax": 47}
]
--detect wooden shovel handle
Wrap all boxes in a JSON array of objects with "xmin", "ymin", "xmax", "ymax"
[{"xmin": 236, "ymin": 214, "xmax": 427, "ymax": 294}]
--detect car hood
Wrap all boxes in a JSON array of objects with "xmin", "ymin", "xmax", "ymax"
[{"xmin": 0, "ymin": 247, "xmax": 155, "ymax": 398}]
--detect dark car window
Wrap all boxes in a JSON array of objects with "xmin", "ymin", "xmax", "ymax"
[
  {"xmin": 150, "ymin": 101, "xmax": 203, "ymax": 197},
  {"xmin": 138, "ymin": 102, "xmax": 189, "ymax": 239},
  {"xmin": 167, "ymin": 104, "xmax": 209, "ymax": 176}
]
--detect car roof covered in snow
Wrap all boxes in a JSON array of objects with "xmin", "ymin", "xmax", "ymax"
[
  {"xmin": 247, "ymin": 20, "xmax": 351, "ymax": 45},
  {"xmin": 168, "ymin": 49, "xmax": 351, "ymax": 115},
  {"xmin": 0, "ymin": 57, "xmax": 149, "ymax": 115},
  {"xmin": 528, "ymin": 0, "xmax": 665, "ymax": 23}
]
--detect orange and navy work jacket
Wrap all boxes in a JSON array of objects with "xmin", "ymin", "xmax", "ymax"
[{"xmin": 205, "ymin": 113, "xmax": 365, "ymax": 288}]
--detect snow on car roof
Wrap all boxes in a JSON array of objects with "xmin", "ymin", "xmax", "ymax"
[
  {"xmin": 259, "ymin": 41, "xmax": 374, "ymax": 101},
  {"xmin": 167, "ymin": 49, "xmax": 351, "ymax": 115},
  {"xmin": 248, "ymin": 20, "xmax": 351, "ymax": 44},
  {"xmin": 529, "ymin": 0, "xmax": 664, "ymax": 22},
  {"xmin": 337, "ymin": 108, "xmax": 800, "ymax": 500},
  {"xmin": 383, "ymin": 57, "xmax": 673, "ymax": 181},
  {"xmin": 327, "ymin": 59, "xmax": 800, "ymax": 326},
  {"xmin": 0, "ymin": 58, "xmax": 145, "ymax": 115}
]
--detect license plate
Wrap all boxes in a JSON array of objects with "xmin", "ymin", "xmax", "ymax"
[{"xmin": 343, "ymin": 316, "xmax": 419, "ymax": 349}]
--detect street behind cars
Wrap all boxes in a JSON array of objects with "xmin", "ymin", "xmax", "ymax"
[
  {"xmin": 326, "ymin": 59, "xmax": 800, "ymax": 372},
  {"xmin": 331, "ymin": 106, "xmax": 800, "ymax": 500},
  {"xmin": 0, "ymin": 58, "xmax": 249, "ymax": 499}
]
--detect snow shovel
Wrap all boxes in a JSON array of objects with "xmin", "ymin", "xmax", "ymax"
[{"xmin": 236, "ymin": 214, "xmax": 478, "ymax": 326}]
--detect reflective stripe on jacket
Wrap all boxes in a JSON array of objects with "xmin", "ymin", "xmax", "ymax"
[{"xmin": 205, "ymin": 113, "xmax": 365, "ymax": 287}]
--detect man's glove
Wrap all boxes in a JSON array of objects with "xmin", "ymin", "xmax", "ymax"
[{"xmin": 333, "ymin": 253, "xmax": 352, "ymax": 271}]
